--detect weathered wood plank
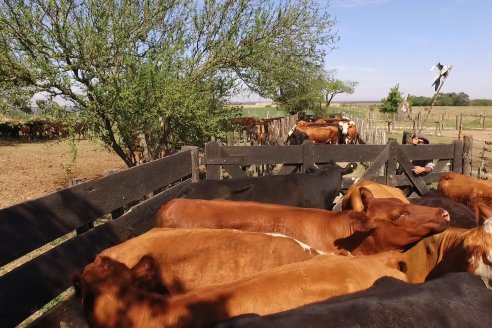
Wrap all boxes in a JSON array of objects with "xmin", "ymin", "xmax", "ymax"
[
  {"xmin": 205, "ymin": 141, "xmax": 221, "ymax": 180},
  {"xmin": 399, "ymin": 144, "xmax": 454, "ymax": 160},
  {"xmin": 0, "ymin": 180, "xmax": 189, "ymax": 328},
  {"xmin": 0, "ymin": 152, "xmax": 191, "ymax": 266},
  {"xmin": 386, "ymin": 141, "xmax": 398, "ymax": 186},
  {"xmin": 315, "ymin": 145, "xmax": 388, "ymax": 162},
  {"xmin": 27, "ymin": 294, "xmax": 86, "ymax": 328},
  {"xmin": 396, "ymin": 149, "xmax": 430, "ymax": 195},
  {"xmin": 452, "ymin": 140, "xmax": 464, "ymax": 173},
  {"xmin": 206, "ymin": 145, "xmax": 304, "ymax": 165},
  {"xmin": 223, "ymin": 165, "xmax": 248, "ymax": 178},
  {"xmin": 302, "ymin": 142, "xmax": 316, "ymax": 172},
  {"xmin": 359, "ymin": 145, "xmax": 389, "ymax": 180}
]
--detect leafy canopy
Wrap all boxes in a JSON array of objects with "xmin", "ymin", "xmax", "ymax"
[
  {"xmin": 380, "ymin": 84, "xmax": 403, "ymax": 113},
  {"xmin": 0, "ymin": 0, "xmax": 338, "ymax": 166}
]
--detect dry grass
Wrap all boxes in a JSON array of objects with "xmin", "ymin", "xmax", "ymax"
[{"xmin": 0, "ymin": 138, "xmax": 127, "ymax": 209}]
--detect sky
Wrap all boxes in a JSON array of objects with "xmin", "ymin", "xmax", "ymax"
[{"xmin": 325, "ymin": 0, "xmax": 492, "ymax": 101}]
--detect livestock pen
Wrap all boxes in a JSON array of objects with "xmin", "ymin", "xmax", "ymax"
[{"xmin": 0, "ymin": 140, "xmax": 465, "ymax": 327}]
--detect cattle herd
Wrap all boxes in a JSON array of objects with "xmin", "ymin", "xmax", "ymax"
[
  {"xmin": 286, "ymin": 115, "xmax": 362, "ymax": 145},
  {"xmin": 74, "ymin": 169, "xmax": 492, "ymax": 328},
  {"xmin": 0, "ymin": 120, "xmax": 87, "ymax": 140}
]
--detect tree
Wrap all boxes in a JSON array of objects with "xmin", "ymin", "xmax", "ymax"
[
  {"xmin": 0, "ymin": 0, "xmax": 338, "ymax": 167},
  {"xmin": 322, "ymin": 73, "xmax": 358, "ymax": 107},
  {"xmin": 380, "ymin": 84, "xmax": 403, "ymax": 113}
]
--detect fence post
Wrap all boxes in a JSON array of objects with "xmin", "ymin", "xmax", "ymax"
[
  {"xmin": 181, "ymin": 145, "xmax": 200, "ymax": 183},
  {"xmin": 302, "ymin": 141, "xmax": 316, "ymax": 173},
  {"xmin": 462, "ymin": 135, "xmax": 473, "ymax": 176},
  {"xmin": 386, "ymin": 140, "xmax": 398, "ymax": 186},
  {"xmin": 477, "ymin": 142, "xmax": 491, "ymax": 179},
  {"xmin": 452, "ymin": 140, "xmax": 464, "ymax": 173},
  {"xmin": 68, "ymin": 178, "xmax": 95, "ymax": 234},
  {"xmin": 205, "ymin": 141, "xmax": 221, "ymax": 180}
]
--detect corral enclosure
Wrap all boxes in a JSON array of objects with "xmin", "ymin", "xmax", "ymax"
[{"xmin": 0, "ymin": 138, "xmax": 466, "ymax": 327}]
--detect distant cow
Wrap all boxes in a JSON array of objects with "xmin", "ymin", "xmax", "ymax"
[
  {"xmin": 75, "ymin": 251, "xmax": 408, "ymax": 328},
  {"xmin": 156, "ymin": 189, "xmax": 450, "ymax": 255},
  {"xmin": 181, "ymin": 162, "xmax": 357, "ymax": 210},
  {"xmin": 342, "ymin": 179, "xmax": 409, "ymax": 211},
  {"xmin": 403, "ymin": 218, "xmax": 492, "ymax": 288},
  {"xmin": 286, "ymin": 125, "xmax": 340, "ymax": 144},
  {"xmin": 411, "ymin": 190, "xmax": 477, "ymax": 228},
  {"xmin": 99, "ymin": 228, "xmax": 322, "ymax": 294},
  {"xmin": 215, "ymin": 272, "xmax": 492, "ymax": 328}
]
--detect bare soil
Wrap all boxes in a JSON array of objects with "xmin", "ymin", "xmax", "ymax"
[{"xmin": 0, "ymin": 139, "xmax": 127, "ymax": 208}]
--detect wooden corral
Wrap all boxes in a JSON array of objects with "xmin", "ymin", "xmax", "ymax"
[
  {"xmin": 0, "ymin": 148, "xmax": 199, "ymax": 328},
  {"xmin": 205, "ymin": 140, "xmax": 464, "ymax": 196},
  {"xmin": 0, "ymin": 140, "xmax": 466, "ymax": 327}
]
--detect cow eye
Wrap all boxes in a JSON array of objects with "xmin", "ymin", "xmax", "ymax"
[{"xmin": 395, "ymin": 214, "xmax": 406, "ymax": 222}]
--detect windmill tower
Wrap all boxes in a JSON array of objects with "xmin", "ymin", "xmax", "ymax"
[{"xmin": 397, "ymin": 94, "xmax": 412, "ymax": 119}]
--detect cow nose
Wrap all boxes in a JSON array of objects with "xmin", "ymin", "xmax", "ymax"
[{"xmin": 442, "ymin": 210, "xmax": 450, "ymax": 222}]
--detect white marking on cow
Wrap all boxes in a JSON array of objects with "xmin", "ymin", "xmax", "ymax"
[
  {"xmin": 475, "ymin": 249, "xmax": 492, "ymax": 290},
  {"xmin": 265, "ymin": 233, "xmax": 324, "ymax": 254},
  {"xmin": 339, "ymin": 121, "xmax": 349, "ymax": 134},
  {"xmin": 484, "ymin": 218, "xmax": 492, "ymax": 234}
]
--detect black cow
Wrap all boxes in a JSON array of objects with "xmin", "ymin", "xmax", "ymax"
[
  {"xmin": 215, "ymin": 272, "xmax": 492, "ymax": 328},
  {"xmin": 181, "ymin": 162, "xmax": 357, "ymax": 210},
  {"xmin": 411, "ymin": 190, "xmax": 477, "ymax": 228}
]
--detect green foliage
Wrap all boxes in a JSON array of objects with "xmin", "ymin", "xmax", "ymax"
[
  {"xmin": 0, "ymin": 0, "xmax": 337, "ymax": 166},
  {"xmin": 380, "ymin": 84, "xmax": 403, "ymax": 113},
  {"xmin": 409, "ymin": 95, "xmax": 432, "ymax": 106},
  {"xmin": 471, "ymin": 99, "xmax": 492, "ymax": 106},
  {"xmin": 409, "ymin": 92, "xmax": 471, "ymax": 107},
  {"xmin": 323, "ymin": 75, "xmax": 358, "ymax": 107}
]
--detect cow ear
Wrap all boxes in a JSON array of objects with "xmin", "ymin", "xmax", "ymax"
[
  {"xmin": 359, "ymin": 187, "xmax": 374, "ymax": 210},
  {"xmin": 350, "ymin": 212, "xmax": 375, "ymax": 233},
  {"xmin": 131, "ymin": 255, "xmax": 156, "ymax": 281}
]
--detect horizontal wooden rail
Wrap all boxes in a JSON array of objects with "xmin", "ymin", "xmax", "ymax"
[
  {"xmin": 0, "ymin": 150, "xmax": 192, "ymax": 267},
  {"xmin": 0, "ymin": 180, "xmax": 191, "ymax": 328}
]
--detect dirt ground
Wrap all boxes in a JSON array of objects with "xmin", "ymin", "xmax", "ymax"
[{"xmin": 0, "ymin": 139, "xmax": 127, "ymax": 208}]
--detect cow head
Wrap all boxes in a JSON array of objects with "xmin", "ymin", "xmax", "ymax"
[
  {"xmin": 359, "ymin": 187, "xmax": 450, "ymax": 251},
  {"xmin": 461, "ymin": 219, "xmax": 492, "ymax": 289},
  {"xmin": 286, "ymin": 130, "xmax": 309, "ymax": 145},
  {"xmin": 74, "ymin": 255, "xmax": 158, "ymax": 327}
]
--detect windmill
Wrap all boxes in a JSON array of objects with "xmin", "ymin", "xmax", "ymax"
[
  {"xmin": 418, "ymin": 62, "xmax": 453, "ymax": 135},
  {"xmin": 431, "ymin": 63, "xmax": 452, "ymax": 92}
]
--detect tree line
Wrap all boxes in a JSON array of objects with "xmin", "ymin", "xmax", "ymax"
[{"xmin": 409, "ymin": 93, "xmax": 492, "ymax": 106}]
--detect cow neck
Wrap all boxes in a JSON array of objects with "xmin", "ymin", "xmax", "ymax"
[
  {"xmin": 332, "ymin": 224, "xmax": 377, "ymax": 256},
  {"xmin": 403, "ymin": 228, "xmax": 470, "ymax": 283}
]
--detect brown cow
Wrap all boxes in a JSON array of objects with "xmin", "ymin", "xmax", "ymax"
[
  {"xmin": 403, "ymin": 218, "xmax": 492, "ymax": 289},
  {"xmin": 156, "ymin": 190, "xmax": 450, "ymax": 255},
  {"xmin": 287, "ymin": 125, "xmax": 340, "ymax": 144},
  {"xmin": 342, "ymin": 179, "xmax": 409, "ymax": 211},
  {"xmin": 75, "ymin": 251, "xmax": 408, "ymax": 328},
  {"xmin": 345, "ymin": 121, "xmax": 359, "ymax": 144},
  {"xmin": 99, "ymin": 228, "xmax": 322, "ymax": 294},
  {"xmin": 438, "ymin": 172, "xmax": 492, "ymax": 223}
]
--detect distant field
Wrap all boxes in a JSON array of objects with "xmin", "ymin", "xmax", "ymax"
[{"xmin": 240, "ymin": 103, "xmax": 492, "ymax": 129}]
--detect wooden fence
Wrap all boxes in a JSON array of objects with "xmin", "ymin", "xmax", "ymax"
[
  {"xmin": 0, "ymin": 148, "xmax": 199, "ymax": 328},
  {"xmin": 228, "ymin": 114, "xmax": 298, "ymax": 146},
  {"xmin": 205, "ymin": 140, "xmax": 465, "ymax": 196},
  {"xmin": 0, "ymin": 139, "xmax": 467, "ymax": 327},
  {"xmin": 363, "ymin": 111, "xmax": 492, "ymax": 133}
]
